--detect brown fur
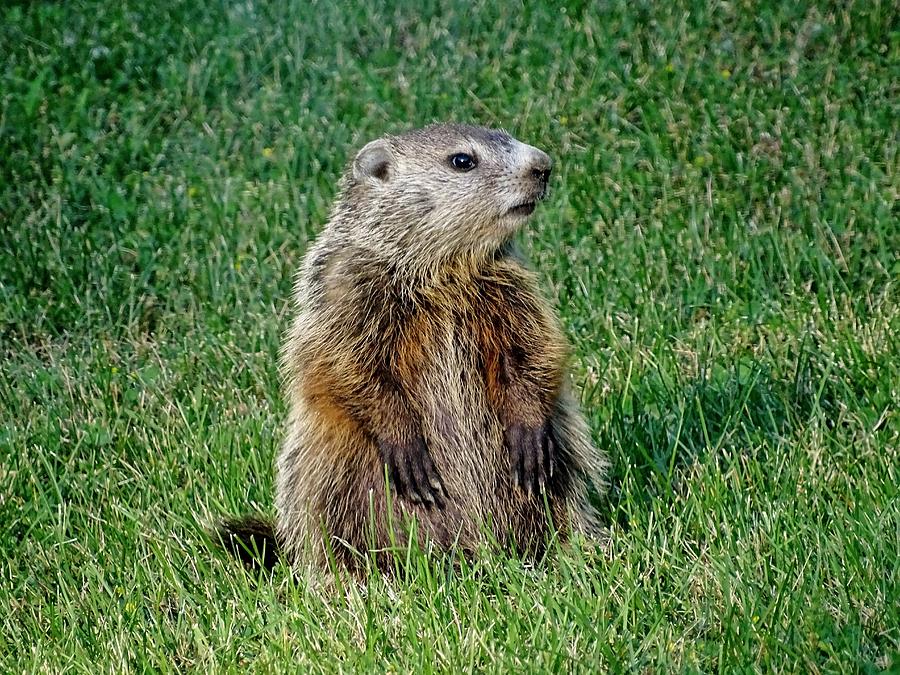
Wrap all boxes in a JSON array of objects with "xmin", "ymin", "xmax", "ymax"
[{"xmin": 268, "ymin": 124, "xmax": 607, "ymax": 572}]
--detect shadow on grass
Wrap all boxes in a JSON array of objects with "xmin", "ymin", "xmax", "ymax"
[{"xmin": 590, "ymin": 349, "xmax": 844, "ymax": 529}]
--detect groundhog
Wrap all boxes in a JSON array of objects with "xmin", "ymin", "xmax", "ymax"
[{"xmin": 219, "ymin": 123, "xmax": 606, "ymax": 572}]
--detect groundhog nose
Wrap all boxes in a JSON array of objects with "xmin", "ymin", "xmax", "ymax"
[
  {"xmin": 527, "ymin": 148, "xmax": 552, "ymax": 188},
  {"xmin": 528, "ymin": 148, "xmax": 552, "ymax": 171},
  {"xmin": 531, "ymin": 167, "xmax": 552, "ymax": 184}
]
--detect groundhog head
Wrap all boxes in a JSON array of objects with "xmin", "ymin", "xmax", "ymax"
[{"xmin": 340, "ymin": 124, "xmax": 553, "ymax": 264}]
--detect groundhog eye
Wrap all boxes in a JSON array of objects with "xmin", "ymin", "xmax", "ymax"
[{"xmin": 449, "ymin": 153, "xmax": 477, "ymax": 172}]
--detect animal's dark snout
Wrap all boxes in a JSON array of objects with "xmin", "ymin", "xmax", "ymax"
[
  {"xmin": 531, "ymin": 167, "xmax": 552, "ymax": 185},
  {"xmin": 526, "ymin": 148, "xmax": 553, "ymax": 194}
]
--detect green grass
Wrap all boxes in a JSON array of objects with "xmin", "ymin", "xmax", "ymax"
[{"xmin": 2, "ymin": 0, "xmax": 898, "ymax": 670}]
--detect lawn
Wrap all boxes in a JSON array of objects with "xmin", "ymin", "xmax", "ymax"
[{"xmin": 1, "ymin": 0, "xmax": 898, "ymax": 671}]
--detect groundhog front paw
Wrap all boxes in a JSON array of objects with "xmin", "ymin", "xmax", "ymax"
[
  {"xmin": 377, "ymin": 436, "xmax": 447, "ymax": 508},
  {"xmin": 505, "ymin": 421, "xmax": 555, "ymax": 496}
]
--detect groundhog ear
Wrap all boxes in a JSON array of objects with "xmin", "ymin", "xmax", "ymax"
[{"xmin": 353, "ymin": 139, "xmax": 393, "ymax": 183}]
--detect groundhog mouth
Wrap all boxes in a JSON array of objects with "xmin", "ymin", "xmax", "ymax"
[{"xmin": 507, "ymin": 201, "xmax": 537, "ymax": 217}]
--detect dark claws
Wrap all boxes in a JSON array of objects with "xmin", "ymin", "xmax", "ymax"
[
  {"xmin": 506, "ymin": 424, "xmax": 524, "ymax": 489},
  {"xmin": 505, "ymin": 421, "xmax": 555, "ymax": 497},
  {"xmin": 378, "ymin": 436, "xmax": 447, "ymax": 509},
  {"xmin": 522, "ymin": 428, "xmax": 537, "ymax": 495}
]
